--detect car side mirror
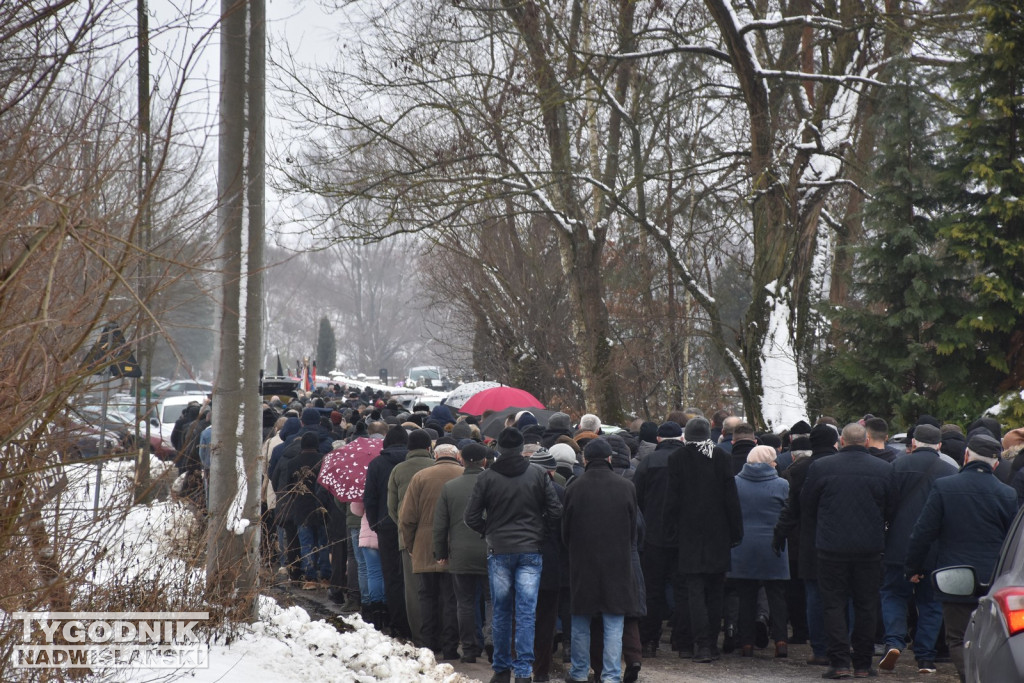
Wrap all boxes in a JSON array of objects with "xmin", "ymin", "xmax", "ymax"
[
  {"xmin": 149, "ymin": 418, "xmax": 159, "ymax": 429},
  {"xmin": 932, "ymin": 565, "xmax": 983, "ymax": 599}
]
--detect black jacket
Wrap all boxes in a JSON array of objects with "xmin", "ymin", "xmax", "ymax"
[
  {"xmin": 884, "ymin": 447, "xmax": 957, "ymax": 567},
  {"xmin": 562, "ymin": 461, "xmax": 639, "ymax": 616},
  {"xmin": 664, "ymin": 441, "xmax": 743, "ymax": 574},
  {"xmin": 905, "ymin": 460, "xmax": 1017, "ymax": 590},
  {"xmin": 868, "ymin": 445, "xmax": 901, "ymax": 463},
  {"xmin": 632, "ymin": 440, "xmax": 681, "ymax": 547},
  {"xmin": 729, "ymin": 440, "xmax": 757, "ymax": 475},
  {"xmin": 801, "ymin": 445, "xmax": 897, "ymax": 556},
  {"xmin": 464, "ymin": 453, "xmax": 563, "ymax": 554},
  {"xmin": 774, "ymin": 447, "xmax": 835, "ymax": 579},
  {"xmin": 363, "ymin": 444, "xmax": 408, "ymax": 530},
  {"xmin": 277, "ymin": 447, "xmax": 324, "ymax": 525}
]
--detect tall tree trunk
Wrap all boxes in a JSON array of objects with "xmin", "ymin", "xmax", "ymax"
[{"xmin": 207, "ymin": 0, "xmax": 249, "ymax": 604}]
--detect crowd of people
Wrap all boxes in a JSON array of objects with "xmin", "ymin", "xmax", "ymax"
[{"xmin": 170, "ymin": 385, "xmax": 1024, "ymax": 683}]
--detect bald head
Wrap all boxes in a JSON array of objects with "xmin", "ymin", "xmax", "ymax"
[{"xmin": 841, "ymin": 422, "xmax": 867, "ymax": 447}]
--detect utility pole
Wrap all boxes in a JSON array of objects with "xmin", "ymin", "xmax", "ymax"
[{"xmin": 134, "ymin": 0, "xmax": 154, "ymax": 504}]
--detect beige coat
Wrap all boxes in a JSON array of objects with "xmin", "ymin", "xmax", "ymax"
[{"xmin": 398, "ymin": 457, "xmax": 463, "ymax": 573}]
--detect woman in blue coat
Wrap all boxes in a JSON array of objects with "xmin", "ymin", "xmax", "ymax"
[{"xmin": 729, "ymin": 445, "xmax": 790, "ymax": 657}]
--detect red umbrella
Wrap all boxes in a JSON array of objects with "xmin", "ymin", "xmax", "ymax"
[
  {"xmin": 317, "ymin": 437, "xmax": 382, "ymax": 502},
  {"xmin": 459, "ymin": 386, "xmax": 545, "ymax": 416}
]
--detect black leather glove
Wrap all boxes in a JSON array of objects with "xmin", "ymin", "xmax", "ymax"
[{"xmin": 771, "ymin": 535, "xmax": 786, "ymax": 557}]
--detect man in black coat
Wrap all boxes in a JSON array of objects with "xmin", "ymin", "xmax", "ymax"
[
  {"xmin": 905, "ymin": 434, "xmax": 1017, "ymax": 682},
  {"xmin": 562, "ymin": 437, "xmax": 638, "ymax": 683},
  {"xmin": 802, "ymin": 422, "xmax": 896, "ymax": 679},
  {"xmin": 728, "ymin": 422, "xmax": 757, "ymax": 475},
  {"xmin": 879, "ymin": 423, "xmax": 957, "ymax": 673},
  {"xmin": 362, "ymin": 425, "xmax": 412, "ymax": 638},
  {"xmin": 632, "ymin": 421, "xmax": 684, "ymax": 657},
  {"xmin": 773, "ymin": 422, "xmax": 839, "ymax": 665},
  {"xmin": 664, "ymin": 417, "xmax": 743, "ymax": 663},
  {"xmin": 277, "ymin": 431, "xmax": 330, "ymax": 588}
]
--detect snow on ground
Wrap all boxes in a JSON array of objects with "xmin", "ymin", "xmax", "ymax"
[
  {"xmin": 173, "ymin": 597, "xmax": 478, "ymax": 683},
  {"xmin": 42, "ymin": 456, "xmax": 477, "ymax": 683}
]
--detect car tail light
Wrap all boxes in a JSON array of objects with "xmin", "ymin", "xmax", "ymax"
[{"xmin": 993, "ymin": 587, "xmax": 1024, "ymax": 635}]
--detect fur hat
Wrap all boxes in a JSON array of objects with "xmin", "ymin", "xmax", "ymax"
[
  {"xmin": 790, "ymin": 420, "xmax": 812, "ymax": 436},
  {"xmin": 1003, "ymin": 428, "xmax": 1024, "ymax": 451}
]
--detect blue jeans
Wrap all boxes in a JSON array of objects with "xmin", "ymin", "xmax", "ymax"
[
  {"xmin": 298, "ymin": 519, "xmax": 331, "ymax": 581},
  {"xmin": 488, "ymin": 552, "xmax": 542, "ymax": 678},
  {"xmin": 880, "ymin": 564, "xmax": 943, "ymax": 661},
  {"xmin": 805, "ymin": 579, "xmax": 827, "ymax": 657},
  {"xmin": 349, "ymin": 528, "xmax": 369, "ymax": 602},
  {"xmin": 570, "ymin": 613, "xmax": 624, "ymax": 683}
]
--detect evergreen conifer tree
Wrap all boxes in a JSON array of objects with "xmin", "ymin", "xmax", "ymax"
[
  {"xmin": 825, "ymin": 60, "xmax": 993, "ymax": 425},
  {"xmin": 316, "ymin": 316, "xmax": 337, "ymax": 375},
  {"xmin": 945, "ymin": 0, "xmax": 1024, "ymax": 416}
]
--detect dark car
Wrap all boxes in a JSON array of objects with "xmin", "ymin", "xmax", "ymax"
[
  {"xmin": 48, "ymin": 410, "xmax": 126, "ymax": 461},
  {"xmin": 933, "ymin": 505, "xmax": 1024, "ymax": 682}
]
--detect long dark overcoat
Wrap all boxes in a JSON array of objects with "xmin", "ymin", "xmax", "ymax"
[{"xmin": 562, "ymin": 460, "xmax": 639, "ymax": 616}]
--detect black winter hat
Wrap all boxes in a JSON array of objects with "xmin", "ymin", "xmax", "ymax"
[
  {"xmin": 300, "ymin": 431, "xmax": 319, "ymax": 449},
  {"xmin": 301, "ymin": 407, "xmax": 321, "ymax": 426},
  {"xmin": 383, "ymin": 425, "xmax": 409, "ymax": 448},
  {"xmin": 408, "ymin": 429, "xmax": 433, "ymax": 451},
  {"xmin": 584, "ymin": 437, "xmax": 613, "ymax": 461},
  {"xmin": 497, "ymin": 427, "xmax": 524, "ymax": 450},
  {"xmin": 684, "ymin": 418, "xmax": 711, "ymax": 442},
  {"xmin": 639, "ymin": 421, "xmax": 659, "ymax": 444},
  {"xmin": 462, "ymin": 442, "xmax": 489, "ymax": 462},
  {"xmin": 809, "ymin": 423, "xmax": 839, "ymax": 451},
  {"xmin": 968, "ymin": 434, "xmax": 1002, "ymax": 459},
  {"xmin": 658, "ymin": 421, "xmax": 684, "ymax": 439},
  {"xmin": 496, "ymin": 427, "xmax": 524, "ymax": 458},
  {"xmin": 790, "ymin": 420, "xmax": 812, "ymax": 436},
  {"xmin": 758, "ymin": 433, "xmax": 782, "ymax": 449}
]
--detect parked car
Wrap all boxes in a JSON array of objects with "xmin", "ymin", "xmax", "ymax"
[
  {"xmin": 149, "ymin": 378, "xmax": 213, "ymax": 399},
  {"xmin": 152, "ymin": 395, "xmax": 205, "ymax": 445},
  {"xmin": 49, "ymin": 409, "xmax": 126, "ymax": 461},
  {"xmin": 933, "ymin": 505, "xmax": 1024, "ymax": 682}
]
